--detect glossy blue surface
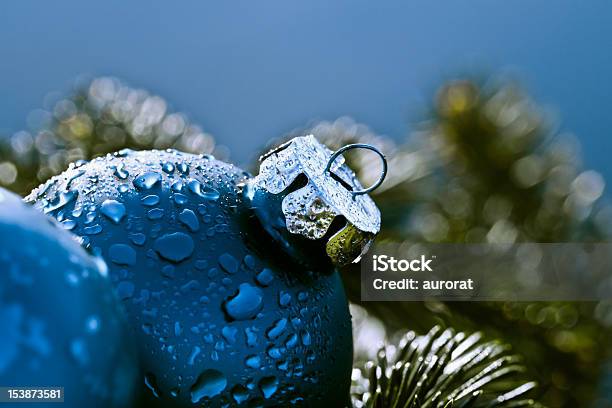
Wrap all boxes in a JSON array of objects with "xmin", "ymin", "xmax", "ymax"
[
  {"xmin": 0, "ymin": 188, "xmax": 139, "ymax": 408},
  {"xmin": 27, "ymin": 150, "xmax": 353, "ymax": 407}
]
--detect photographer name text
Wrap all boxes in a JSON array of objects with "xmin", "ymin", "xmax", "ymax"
[{"xmin": 371, "ymin": 255, "xmax": 474, "ymax": 291}]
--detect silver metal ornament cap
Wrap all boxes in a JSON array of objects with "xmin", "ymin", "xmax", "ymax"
[{"xmin": 252, "ymin": 135, "xmax": 386, "ymax": 266}]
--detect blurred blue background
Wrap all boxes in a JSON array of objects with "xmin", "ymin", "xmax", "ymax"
[{"xmin": 0, "ymin": 0, "xmax": 611, "ymax": 177}]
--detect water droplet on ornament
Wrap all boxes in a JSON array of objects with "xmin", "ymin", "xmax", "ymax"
[
  {"xmin": 245, "ymin": 354, "xmax": 261, "ymax": 369},
  {"xmin": 129, "ymin": 233, "xmax": 146, "ymax": 246},
  {"xmin": 218, "ymin": 253, "xmax": 238, "ymax": 274},
  {"xmin": 117, "ymin": 281, "xmax": 135, "ymax": 300},
  {"xmin": 267, "ymin": 346, "xmax": 283, "ymax": 359},
  {"xmin": 245, "ymin": 327, "xmax": 257, "ymax": 347},
  {"xmin": 134, "ymin": 172, "xmax": 162, "ymax": 190},
  {"xmin": 179, "ymin": 209, "xmax": 200, "ymax": 232},
  {"xmin": 141, "ymin": 194, "xmax": 160, "ymax": 206},
  {"xmin": 266, "ymin": 318, "xmax": 288, "ymax": 340},
  {"xmin": 259, "ymin": 376, "xmax": 278, "ymax": 399},
  {"xmin": 84, "ymin": 211, "xmax": 96, "ymax": 225},
  {"xmin": 188, "ymin": 346, "xmax": 201, "ymax": 365},
  {"xmin": 171, "ymin": 180, "xmax": 184, "ymax": 192},
  {"xmin": 174, "ymin": 321, "xmax": 183, "ymax": 336},
  {"xmin": 223, "ymin": 283, "xmax": 263, "ymax": 321},
  {"xmin": 243, "ymin": 254, "xmax": 256, "ymax": 269},
  {"xmin": 207, "ymin": 267, "xmax": 219, "ymax": 278},
  {"xmin": 177, "ymin": 162, "xmax": 190, "ymax": 175},
  {"xmin": 162, "ymin": 265, "xmax": 175, "ymax": 279},
  {"xmin": 181, "ymin": 280, "xmax": 200, "ymax": 292},
  {"xmin": 276, "ymin": 359, "xmax": 289, "ymax": 371},
  {"xmin": 61, "ymin": 219, "xmax": 77, "ymax": 230},
  {"xmin": 190, "ymin": 369, "xmax": 227, "ymax": 403},
  {"xmin": 279, "ymin": 291, "xmax": 292, "ymax": 307},
  {"xmin": 162, "ymin": 162, "xmax": 175, "ymax": 174},
  {"xmin": 174, "ymin": 193, "xmax": 188, "ymax": 205},
  {"xmin": 188, "ymin": 179, "xmax": 220, "ymax": 201},
  {"xmin": 285, "ymin": 333, "xmax": 298, "ymax": 349},
  {"xmin": 44, "ymin": 190, "xmax": 78, "ymax": 213},
  {"xmin": 154, "ymin": 232, "xmax": 194, "ymax": 263},
  {"xmin": 231, "ymin": 384, "xmax": 249, "ymax": 403},
  {"xmin": 83, "ymin": 224, "xmax": 102, "ymax": 235},
  {"xmin": 100, "ymin": 199, "xmax": 126, "ymax": 224},
  {"xmin": 109, "ymin": 244, "xmax": 136, "ymax": 265},
  {"xmin": 147, "ymin": 208, "xmax": 164, "ymax": 220},
  {"xmin": 144, "ymin": 373, "xmax": 160, "ymax": 398},
  {"xmin": 256, "ymin": 268, "xmax": 274, "ymax": 286},
  {"xmin": 221, "ymin": 326, "xmax": 237, "ymax": 344},
  {"xmin": 301, "ymin": 330, "xmax": 312, "ymax": 346},
  {"xmin": 113, "ymin": 163, "xmax": 129, "ymax": 180}
]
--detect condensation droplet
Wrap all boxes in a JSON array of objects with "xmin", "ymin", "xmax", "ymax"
[
  {"xmin": 154, "ymin": 232, "xmax": 194, "ymax": 263},
  {"xmin": 113, "ymin": 163, "xmax": 129, "ymax": 180},
  {"xmin": 162, "ymin": 162, "xmax": 175, "ymax": 174},
  {"xmin": 266, "ymin": 318, "xmax": 288, "ymax": 340},
  {"xmin": 223, "ymin": 283, "xmax": 263, "ymax": 321},
  {"xmin": 141, "ymin": 194, "xmax": 160, "ymax": 206},
  {"xmin": 231, "ymin": 384, "xmax": 249, "ymax": 403},
  {"xmin": 179, "ymin": 209, "xmax": 200, "ymax": 232},
  {"xmin": 218, "ymin": 253, "xmax": 238, "ymax": 274},
  {"xmin": 259, "ymin": 376, "xmax": 278, "ymax": 399},
  {"xmin": 144, "ymin": 373, "xmax": 160, "ymax": 398},
  {"xmin": 134, "ymin": 172, "xmax": 162, "ymax": 190},
  {"xmin": 100, "ymin": 199, "xmax": 126, "ymax": 224},
  {"xmin": 245, "ymin": 354, "xmax": 261, "ymax": 369},
  {"xmin": 188, "ymin": 179, "xmax": 220, "ymax": 201},
  {"xmin": 190, "ymin": 369, "xmax": 227, "ymax": 403},
  {"xmin": 255, "ymin": 268, "xmax": 274, "ymax": 286}
]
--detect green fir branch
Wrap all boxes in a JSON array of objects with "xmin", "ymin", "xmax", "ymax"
[{"xmin": 351, "ymin": 326, "xmax": 544, "ymax": 408}]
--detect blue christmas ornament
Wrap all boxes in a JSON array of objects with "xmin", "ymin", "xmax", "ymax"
[
  {"xmin": 26, "ymin": 136, "xmax": 384, "ymax": 407},
  {"xmin": 0, "ymin": 187, "xmax": 139, "ymax": 408}
]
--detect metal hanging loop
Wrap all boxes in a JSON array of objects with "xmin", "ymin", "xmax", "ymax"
[{"xmin": 324, "ymin": 143, "xmax": 388, "ymax": 196}]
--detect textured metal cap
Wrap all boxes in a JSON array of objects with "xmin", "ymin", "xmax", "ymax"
[{"xmin": 252, "ymin": 135, "xmax": 383, "ymax": 266}]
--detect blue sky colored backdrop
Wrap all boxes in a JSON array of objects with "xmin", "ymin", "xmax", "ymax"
[{"xmin": 0, "ymin": 1, "xmax": 611, "ymax": 180}]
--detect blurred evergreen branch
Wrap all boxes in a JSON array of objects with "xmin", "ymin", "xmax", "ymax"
[
  {"xmin": 294, "ymin": 81, "xmax": 610, "ymax": 243},
  {"xmin": 0, "ymin": 77, "xmax": 219, "ymax": 195},
  {"xmin": 287, "ymin": 78, "xmax": 612, "ymax": 407}
]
